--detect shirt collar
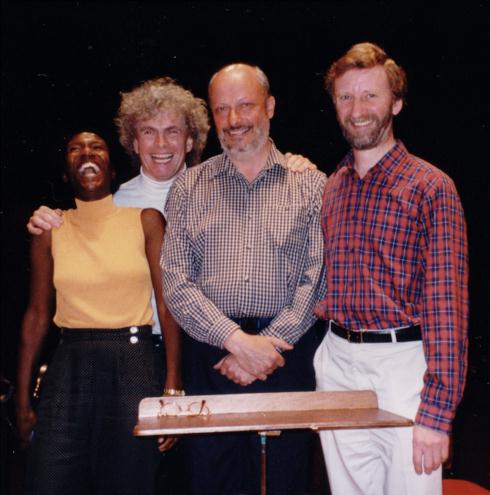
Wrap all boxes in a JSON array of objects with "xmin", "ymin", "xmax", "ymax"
[
  {"xmin": 338, "ymin": 140, "xmax": 408, "ymax": 179},
  {"xmin": 211, "ymin": 140, "xmax": 286, "ymax": 179}
]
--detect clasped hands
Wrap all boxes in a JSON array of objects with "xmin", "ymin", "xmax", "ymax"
[{"xmin": 214, "ymin": 329, "xmax": 293, "ymax": 386}]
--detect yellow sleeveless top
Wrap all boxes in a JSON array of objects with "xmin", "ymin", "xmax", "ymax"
[{"xmin": 52, "ymin": 195, "xmax": 153, "ymax": 328}]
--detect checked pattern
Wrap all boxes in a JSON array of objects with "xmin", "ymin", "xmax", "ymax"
[{"xmin": 315, "ymin": 141, "xmax": 469, "ymax": 433}]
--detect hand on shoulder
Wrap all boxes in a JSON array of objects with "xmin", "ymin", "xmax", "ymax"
[
  {"xmin": 27, "ymin": 206, "xmax": 63, "ymax": 235},
  {"xmin": 284, "ymin": 152, "xmax": 317, "ymax": 173}
]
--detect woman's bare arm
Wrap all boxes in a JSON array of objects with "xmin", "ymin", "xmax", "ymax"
[
  {"xmin": 16, "ymin": 230, "xmax": 54, "ymax": 447},
  {"xmin": 141, "ymin": 209, "xmax": 182, "ymax": 392}
]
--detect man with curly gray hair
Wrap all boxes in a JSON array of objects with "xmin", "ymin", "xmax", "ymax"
[{"xmin": 113, "ymin": 76, "xmax": 210, "ymax": 214}]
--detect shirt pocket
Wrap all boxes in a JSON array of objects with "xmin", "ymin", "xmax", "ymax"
[
  {"xmin": 369, "ymin": 188, "xmax": 420, "ymax": 258},
  {"xmin": 263, "ymin": 202, "xmax": 310, "ymax": 252}
]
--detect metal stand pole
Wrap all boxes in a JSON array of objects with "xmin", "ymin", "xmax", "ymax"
[
  {"xmin": 260, "ymin": 433, "xmax": 267, "ymax": 495},
  {"xmin": 258, "ymin": 430, "xmax": 281, "ymax": 495}
]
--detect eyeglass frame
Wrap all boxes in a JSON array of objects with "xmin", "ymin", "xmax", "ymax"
[{"xmin": 157, "ymin": 398, "xmax": 210, "ymax": 418}]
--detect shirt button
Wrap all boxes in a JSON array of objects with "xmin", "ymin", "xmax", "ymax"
[
  {"xmin": 246, "ymin": 245, "xmax": 252, "ymax": 250},
  {"xmin": 130, "ymin": 336, "xmax": 139, "ymax": 344},
  {"xmin": 130, "ymin": 326, "xmax": 138, "ymax": 334},
  {"xmin": 244, "ymin": 277, "xmax": 250, "ymax": 282}
]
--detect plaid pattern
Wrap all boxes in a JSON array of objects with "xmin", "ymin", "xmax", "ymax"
[
  {"xmin": 162, "ymin": 144, "xmax": 326, "ymax": 349},
  {"xmin": 315, "ymin": 141, "xmax": 469, "ymax": 433}
]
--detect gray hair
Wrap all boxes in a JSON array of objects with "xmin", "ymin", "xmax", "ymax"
[{"xmin": 115, "ymin": 77, "xmax": 210, "ymax": 167}]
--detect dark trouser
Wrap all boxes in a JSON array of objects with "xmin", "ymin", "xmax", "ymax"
[
  {"xmin": 182, "ymin": 318, "xmax": 320, "ymax": 495},
  {"xmin": 26, "ymin": 326, "xmax": 161, "ymax": 495},
  {"xmin": 152, "ymin": 334, "xmax": 188, "ymax": 495}
]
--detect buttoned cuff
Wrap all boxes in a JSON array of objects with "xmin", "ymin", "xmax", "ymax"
[
  {"xmin": 208, "ymin": 317, "xmax": 242, "ymax": 349},
  {"xmin": 259, "ymin": 324, "xmax": 294, "ymax": 345},
  {"xmin": 415, "ymin": 401, "xmax": 455, "ymax": 435}
]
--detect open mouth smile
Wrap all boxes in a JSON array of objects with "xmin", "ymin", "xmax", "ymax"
[
  {"xmin": 350, "ymin": 119, "xmax": 373, "ymax": 128},
  {"xmin": 78, "ymin": 161, "xmax": 101, "ymax": 177},
  {"xmin": 151, "ymin": 153, "xmax": 174, "ymax": 164},
  {"xmin": 226, "ymin": 126, "xmax": 251, "ymax": 137}
]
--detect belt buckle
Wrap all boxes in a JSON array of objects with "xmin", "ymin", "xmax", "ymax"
[
  {"xmin": 347, "ymin": 329, "xmax": 363, "ymax": 343},
  {"xmin": 348, "ymin": 329, "xmax": 364, "ymax": 343}
]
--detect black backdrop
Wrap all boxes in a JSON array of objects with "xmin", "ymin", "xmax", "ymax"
[{"xmin": 2, "ymin": 0, "xmax": 489, "ymax": 490}]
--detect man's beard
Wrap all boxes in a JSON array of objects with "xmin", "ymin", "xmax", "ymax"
[
  {"xmin": 339, "ymin": 111, "xmax": 393, "ymax": 150},
  {"xmin": 219, "ymin": 120, "xmax": 270, "ymax": 160}
]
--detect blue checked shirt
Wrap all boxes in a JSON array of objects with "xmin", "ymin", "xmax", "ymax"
[{"xmin": 162, "ymin": 144, "xmax": 326, "ymax": 349}]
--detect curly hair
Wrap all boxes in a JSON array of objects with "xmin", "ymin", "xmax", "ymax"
[
  {"xmin": 325, "ymin": 42, "xmax": 407, "ymax": 103},
  {"xmin": 115, "ymin": 77, "xmax": 210, "ymax": 167}
]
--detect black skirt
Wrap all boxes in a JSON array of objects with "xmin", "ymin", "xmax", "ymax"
[{"xmin": 26, "ymin": 325, "xmax": 161, "ymax": 495}]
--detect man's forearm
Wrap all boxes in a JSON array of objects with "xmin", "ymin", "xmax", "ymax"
[{"xmin": 162, "ymin": 263, "xmax": 241, "ymax": 347}]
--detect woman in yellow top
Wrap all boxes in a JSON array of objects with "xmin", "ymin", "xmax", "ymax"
[{"xmin": 16, "ymin": 131, "xmax": 181, "ymax": 495}]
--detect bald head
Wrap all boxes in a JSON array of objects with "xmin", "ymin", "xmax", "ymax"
[
  {"xmin": 209, "ymin": 63, "xmax": 270, "ymax": 99},
  {"xmin": 208, "ymin": 63, "xmax": 275, "ymax": 163}
]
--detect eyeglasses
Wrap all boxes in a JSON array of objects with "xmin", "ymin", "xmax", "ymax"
[{"xmin": 158, "ymin": 399, "xmax": 210, "ymax": 418}]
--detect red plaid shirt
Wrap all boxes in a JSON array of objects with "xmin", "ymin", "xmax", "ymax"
[{"xmin": 315, "ymin": 141, "xmax": 469, "ymax": 433}]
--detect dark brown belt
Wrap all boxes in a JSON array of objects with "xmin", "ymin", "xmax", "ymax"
[{"xmin": 329, "ymin": 321, "xmax": 421, "ymax": 344}]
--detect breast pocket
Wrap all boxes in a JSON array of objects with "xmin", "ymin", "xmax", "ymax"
[{"xmin": 264, "ymin": 203, "xmax": 310, "ymax": 251}]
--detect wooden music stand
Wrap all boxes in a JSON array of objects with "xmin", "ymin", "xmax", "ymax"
[{"xmin": 134, "ymin": 390, "xmax": 412, "ymax": 494}]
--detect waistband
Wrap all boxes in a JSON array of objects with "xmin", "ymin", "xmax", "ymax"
[
  {"xmin": 60, "ymin": 325, "xmax": 152, "ymax": 341},
  {"xmin": 329, "ymin": 321, "xmax": 422, "ymax": 344}
]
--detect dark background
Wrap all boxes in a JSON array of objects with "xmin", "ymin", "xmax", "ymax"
[{"xmin": 1, "ymin": 0, "xmax": 489, "ymax": 492}]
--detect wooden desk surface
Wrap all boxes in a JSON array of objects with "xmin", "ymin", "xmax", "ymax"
[{"xmin": 134, "ymin": 390, "xmax": 413, "ymax": 436}]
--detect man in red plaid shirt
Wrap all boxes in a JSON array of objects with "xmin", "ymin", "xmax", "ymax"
[{"xmin": 314, "ymin": 42, "xmax": 469, "ymax": 495}]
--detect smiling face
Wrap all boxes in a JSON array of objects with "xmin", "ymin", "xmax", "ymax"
[
  {"xmin": 65, "ymin": 132, "xmax": 113, "ymax": 200},
  {"xmin": 333, "ymin": 65, "xmax": 402, "ymax": 151},
  {"xmin": 209, "ymin": 65, "xmax": 275, "ymax": 162},
  {"xmin": 132, "ymin": 110, "xmax": 193, "ymax": 181}
]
